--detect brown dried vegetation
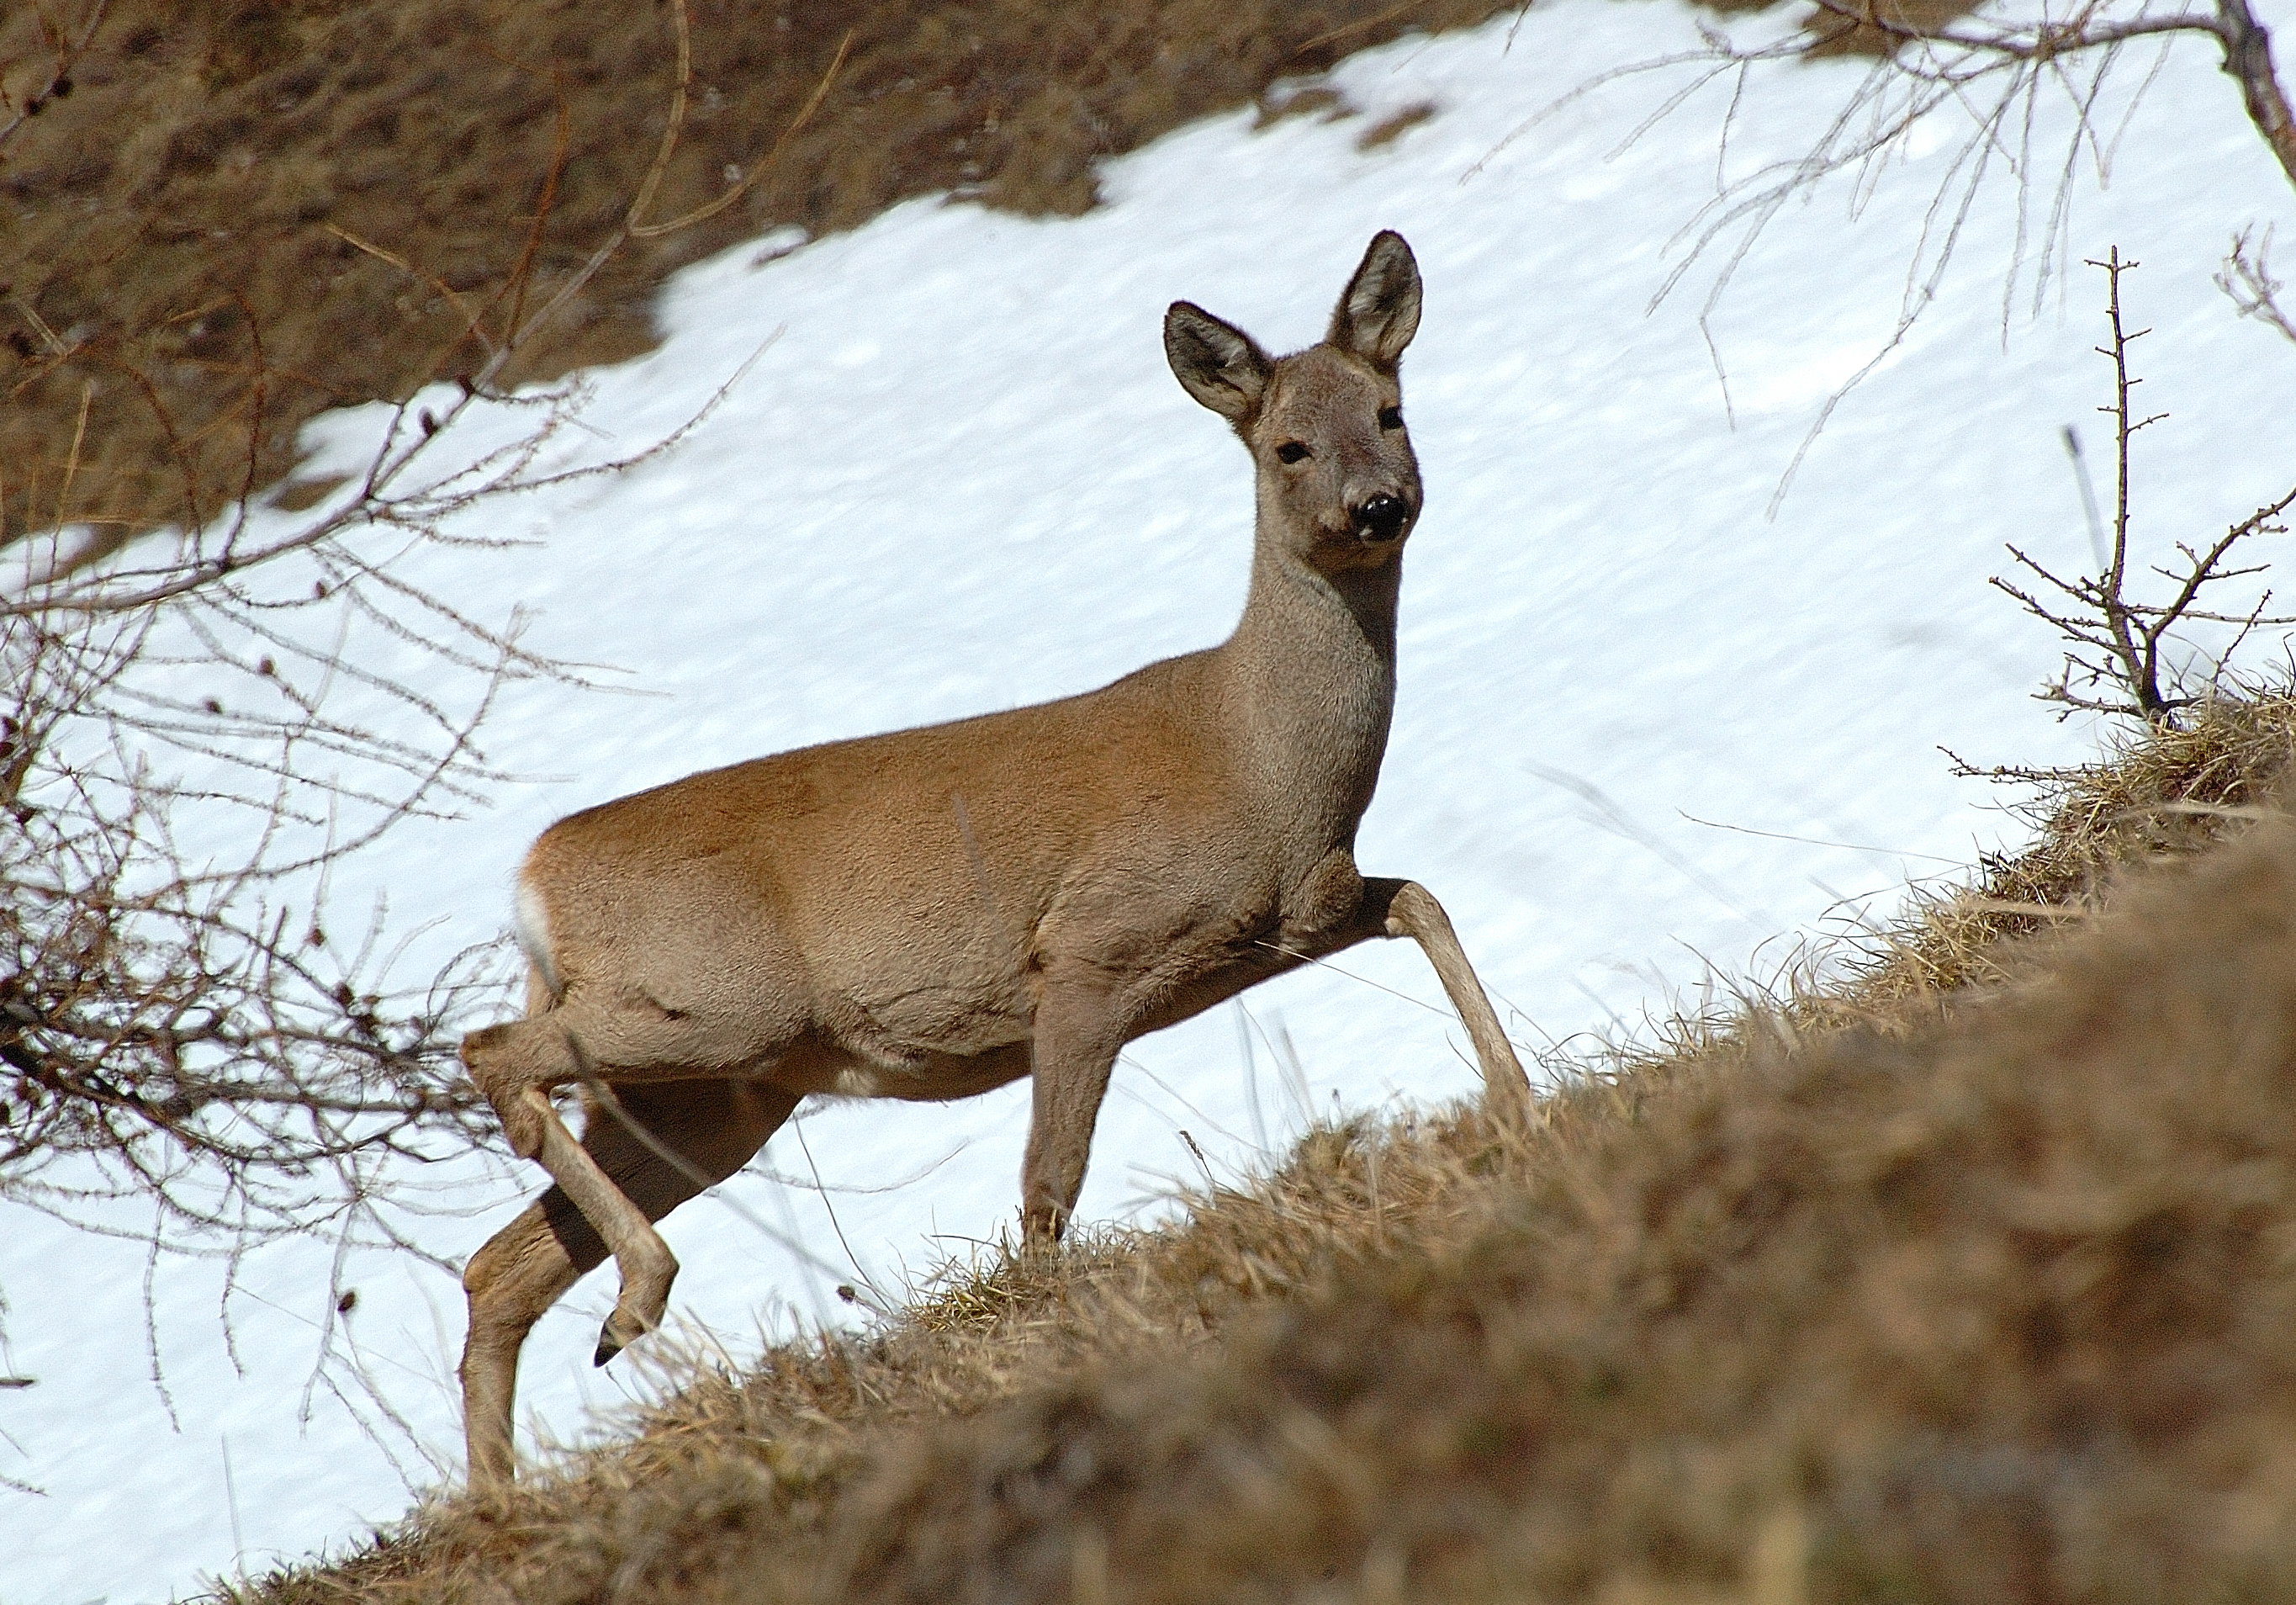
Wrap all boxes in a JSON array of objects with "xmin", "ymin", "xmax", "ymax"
[
  {"xmin": 223, "ymin": 701, "xmax": 2296, "ymax": 1602},
  {"xmin": 1852, "ymin": 691, "xmax": 2296, "ymax": 1001},
  {"xmin": 0, "ymin": 0, "xmax": 1531, "ymax": 553}
]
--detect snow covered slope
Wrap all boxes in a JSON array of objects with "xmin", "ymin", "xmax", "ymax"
[{"xmin": 4, "ymin": 1, "xmax": 2293, "ymax": 1597}]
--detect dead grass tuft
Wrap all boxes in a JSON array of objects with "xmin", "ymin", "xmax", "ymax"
[
  {"xmin": 1253, "ymin": 83, "xmax": 1357, "ymax": 130},
  {"xmin": 1848, "ymin": 691, "xmax": 2296, "ymax": 1003},
  {"xmin": 1355, "ymin": 100, "xmax": 1439, "ymax": 150},
  {"xmin": 223, "ymin": 1105, "xmax": 1579, "ymax": 1602}
]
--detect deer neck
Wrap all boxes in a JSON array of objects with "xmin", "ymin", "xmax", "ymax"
[{"xmin": 1215, "ymin": 538, "xmax": 1401, "ymax": 844}]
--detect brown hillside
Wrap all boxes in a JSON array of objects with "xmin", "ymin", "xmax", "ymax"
[
  {"xmin": 224, "ymin": 702, "xmax": 2296, "ymax": 1602},
  {"xmin": 1, "ymin": 0, "xmax": 1536, "ymax": 554},
  {"xmin": 851, "ymin": 812, "xmax": 2296, "ymax": 1602},
  {"xmin": 5, "ymin": 0, "xmax": 1980, "ymax": 557}
]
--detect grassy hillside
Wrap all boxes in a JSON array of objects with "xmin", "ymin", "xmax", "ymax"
[
  {"xmin": 2, "ymin": 0, "xmax": 1976, "ymax": 561},
  {"xmin": 221, "ymin": 695, "xmax": 2296, "ymax": 1602},
  {"xmin": 3, "ymin": 0, "xmax": 1540, "ymax": 558}
]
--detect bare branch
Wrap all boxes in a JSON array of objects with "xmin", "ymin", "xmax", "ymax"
[
  {"xmin": 0, "ymin": 0, "xmax": 836, "ymax": 1403},
  {"xmin": 1546, "ymin": 0, "xmax": 2296, "ymax": 503},
  {"xmin": 2214, "ymin": 0, "xmax": 2296, "ymax": 189},
  {"xmin": 2216, "ymin": 225, "xmax": 2296, "ymax": 343},
  {"xmin": 1994, "ymin": 255, "xmax": 2296, "ymax": 723}
]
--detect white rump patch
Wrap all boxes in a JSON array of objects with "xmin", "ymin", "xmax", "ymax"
[
  {"xmin": 832, "ymin": 1066, "xmax": 883, "ymax": 1098},
  {"xmin": 513, "ymin": 875, "xmax": 561, "ymax": 998}
]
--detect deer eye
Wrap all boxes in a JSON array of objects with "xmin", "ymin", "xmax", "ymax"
[
  {"xmin": 1275, "ymin": 442, "xmax": 1310, "ymax": 463},
  {"xmin": 1378, "ymin": 406, "xmax": 1404, "ymax": 431}
]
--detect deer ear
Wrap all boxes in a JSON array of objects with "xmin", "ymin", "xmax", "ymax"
[
  {"xmin": 1165, "ymin": 301, "xmax": 1272, "ymax": 423},
  {"xmin": 1328, "ymin": 230, "xmax": 1420, "ymax": 368}
]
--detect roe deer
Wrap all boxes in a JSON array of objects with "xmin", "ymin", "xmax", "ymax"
[{"xmin": 456, "ymin": 230, "xmax": 1530, "ymax": 1487}]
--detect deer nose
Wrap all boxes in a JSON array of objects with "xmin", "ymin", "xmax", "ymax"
[{"xmin": 1352, "ymin": 495, "xmax": 1411, "ymax": 543}]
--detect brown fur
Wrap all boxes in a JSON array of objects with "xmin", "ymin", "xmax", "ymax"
[{"xmin": 454, "ymin": 233, "xmax": 1530, "ymax": 1487}]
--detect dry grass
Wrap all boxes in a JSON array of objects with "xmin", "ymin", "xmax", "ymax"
[
  {"xmin": 215, "ymin": 696, "xmax": 2296, "ymax": 1602},
  {"xmin": 1848, "ymin": 691, "xmax": 2296, "ymax": 1004},
  {"xmin": 2, "ymin": 0, "xmax": 1992, "ymax": 558},
  {"xmin": 3, "ymin": 0, "xmax": 1542, "ymax": 552},
  {"xmin": 849, "ymin": 813, "xmax": 2296, "ymax": 1603},
  {"xmin": 225, "ymin": 1119, "xmax": 1547, "ymax": 1603}
]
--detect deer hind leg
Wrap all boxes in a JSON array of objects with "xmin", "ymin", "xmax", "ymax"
[
  {"xmin": 459, "ymin": 1077, "xmax": 798, "ymax": 1488},
  {"xmin": 461, "ymin": 1019, "xmax": 732, "ymax": 1391},
  {"xmin": 463, "ymin": 1017, "xmax": 669, "ymax": 1348},
  {"xmin": 576, "ymin": 1078, "xmax": 803, "ymax": 1364}
]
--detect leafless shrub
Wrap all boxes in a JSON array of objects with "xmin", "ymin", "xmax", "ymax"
[
  {"xmin": 0, "ymin": 3, "xmax": 839, "ymax": 1323},
  {"xmin": 0, "ymin": 616, "xmax": 485, "ymax": 1237},
  {"xmin": 1989, "ymin": 251, "xmax": 2296, "ymax": 723},
  {"xmin": 2, "ymin": 372, "xmax": 606, "ymax": 1264}
]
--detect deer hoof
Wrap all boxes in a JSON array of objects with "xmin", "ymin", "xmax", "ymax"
[
  {"xmin": 1019, "ymin": 1204, "xmax": 1066, "ymax": 1253},
  {"xmin": 592, "ymin": 1322, "xmax": 647, "ymax": 1368},
  {"xmin": 595, "ymin": 1294, "xmax": 661, "ymax": 1366},
  {"xmin": 595, "ymin": 1310, "xmax": 645, "ymax": 1367}
]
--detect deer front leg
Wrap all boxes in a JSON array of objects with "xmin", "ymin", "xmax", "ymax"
[
  {"xmin": 1019, "ymin": 972, "xmax": 1129, "ymax": 1245},
  {"xmin": 1361, "ymin": 877, "xmax": 1535, "ymax": 1122}
]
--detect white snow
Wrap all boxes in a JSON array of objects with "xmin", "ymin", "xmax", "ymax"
[{"xmin": 5, "ymin": 3, "xmax": 2294, "ymax": 1597}]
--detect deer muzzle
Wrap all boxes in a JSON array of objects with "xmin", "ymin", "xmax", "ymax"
[{"xmin": 1352, "ymin": 494, "xmax": 1412, "ymax": 543}]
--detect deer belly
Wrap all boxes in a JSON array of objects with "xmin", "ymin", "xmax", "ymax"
[
  {"xmin": 828, "ymin": 1041, "xmax": 1033, "ymax": 1102},
  {"xmin": 806, "ymin": 956, "xmax": 1032, "ymax": 1092}
]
